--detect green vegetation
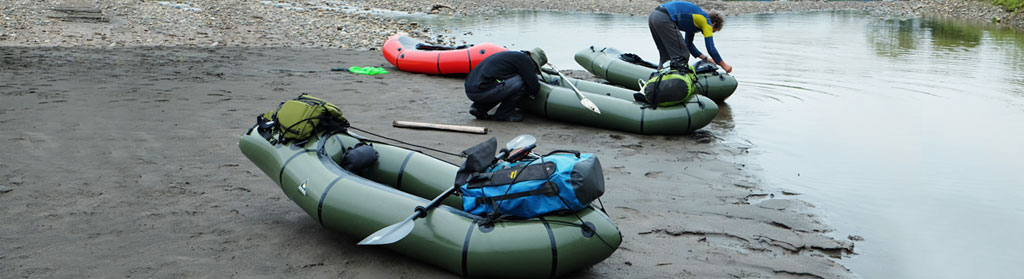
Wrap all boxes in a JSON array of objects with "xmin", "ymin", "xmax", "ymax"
[{"xmin": 994, "ymin": 0, "xmax": 1023, "ymax": 14}]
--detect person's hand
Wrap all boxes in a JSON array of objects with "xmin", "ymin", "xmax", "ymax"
[
  {"xmin": 700, "ymin": 56, "xmax": 716, "ymax": 65},
  {"xmin": 719, "ymin": 61, "xmax": 733, "ymax": 73}
]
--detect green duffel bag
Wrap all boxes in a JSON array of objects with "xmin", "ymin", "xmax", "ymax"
[
  {"xmin": 258, "ymin": 93, "xmax": 349, "ymax": 144},
  {"xmin": 636, "ymin": 58, "xmax": 698, "ymax": 107}
]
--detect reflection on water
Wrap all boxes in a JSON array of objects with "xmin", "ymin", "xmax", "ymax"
[
  {"xmin": 710, "ymin": 102, "xmax": 734, "ymax": 131},
  {"xmin": 867, "ymin": 16, "xmax": 1024, "ymax": 101},
  {"xmin": 403, "ymin": 10, "xmax": 1024, "ymax": 278},
  {"xmin": 866, "ymin": 18, "xmax": 922, "ymax": 57},
  {"xmin": 987, "ymin": 26, "xmax": 1024, "ymax": 95},
  {"xmin": 926, "ymin": 19, "xmax": 984, "ymax": 49}
]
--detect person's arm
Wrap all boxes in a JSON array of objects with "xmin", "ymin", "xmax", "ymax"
[
  {"xmin": 703, "ymin": 36, "xmax": 722, "ymax": 64},
  {"xmin": 683, "ymin": 32, "xmax": 703, "ymax": 60},
  {"xmin": 694, "ymin": 14, "xmax": 731, "ymax": 73},
  {"xmin": 702, "ymin": 37, "xmax": 732, "ymax": 73},
  {"xmin": 691, "ymin": 14, "xmax": 721, "ymax": 63},
  {"xmin": 518, "ymin": 57, "xmax": 540, "ymax": 95}
]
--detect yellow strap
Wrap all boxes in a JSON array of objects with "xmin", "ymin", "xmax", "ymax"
[{"xmin": 692, "ymin": 14, "xmax": 714, "ymax": 37}]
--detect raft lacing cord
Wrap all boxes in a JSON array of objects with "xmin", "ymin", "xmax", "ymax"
[
  {"xmin": 490, "ymin": 207, "xmax": 619, "ymax": 250},
  {"xmin": 565, "ymin": 204, "xmax": 618, "ymax": 250},
  {"xmin": 348, "ymin": 126, "xmax": 465, "ymax": 159},
  {"xmin": 692, "ymin": 71, "xmax": 707, "ymax": 109}
]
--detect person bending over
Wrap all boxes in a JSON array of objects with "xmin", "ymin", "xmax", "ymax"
[
  {"xmin": 464, "ymin": 48, "xmax": 547, "ymax": 122},
  {"xmin": 648, "ymin": 1, "xmax": 733, "ymax": 73}
]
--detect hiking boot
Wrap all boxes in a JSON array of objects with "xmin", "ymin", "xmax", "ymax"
[
  {"xmin": 494, "ymin": 112, "xmax": 524, "ymax": 122},
  {"xmin": 469, "ymin": 107, "xmax": 491, "ymax": 120}
]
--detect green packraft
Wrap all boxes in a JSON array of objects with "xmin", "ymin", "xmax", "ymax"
[
  {"xmin": 637, "ymin": 60, "xmax": 697, "ymax": 107},
  {"xmin": 258, "ymin": 93, "xmax": 349, "ymax": 144}
]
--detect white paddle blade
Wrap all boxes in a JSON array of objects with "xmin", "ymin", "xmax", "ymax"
[
  {"xmin": 581, "ymin": 98, "xmax": 601, "ymax": 114},
  {"xmin": 357, "ymin": 218, "xmax": 414, "ymax": 245}
]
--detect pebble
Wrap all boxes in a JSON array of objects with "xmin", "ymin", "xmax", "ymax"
[
  {"xmin": 0, "ymin": 185, "xmax": 11, "ymax": 194},
  {"xmin": 0, "ymin": 0, "xmax": 432, "ymax": 50}
]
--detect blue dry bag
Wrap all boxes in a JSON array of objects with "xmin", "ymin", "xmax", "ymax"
[{"xmin": 459, "ymin": 152, "xmax": 605, "ymax": 218}]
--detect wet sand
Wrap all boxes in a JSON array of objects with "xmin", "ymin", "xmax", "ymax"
[{"xmin": 0, "ymin": 47, "xmax": 854, "ymax": 278}]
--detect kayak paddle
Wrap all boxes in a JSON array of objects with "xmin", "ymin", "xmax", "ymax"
[
  {"xmin": 547, "ymin": 63, "xmax": 601, "ymax": 114},
  {"xmin": 357, "ymin": 135, "xmax": 538, "ymax": 245},
  {"xmin": 357, "ymin": 186, "xmax": 457, "ymax": 245}
]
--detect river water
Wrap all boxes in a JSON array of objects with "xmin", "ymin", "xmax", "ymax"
[{"xmin": 398, "ymin": 10, "xmax": 1024, "ymax": 278}]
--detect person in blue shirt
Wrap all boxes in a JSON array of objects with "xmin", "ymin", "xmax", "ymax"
[{"xmin": 648, "ymin": 1, "xmax": 733, "ymax": 73}]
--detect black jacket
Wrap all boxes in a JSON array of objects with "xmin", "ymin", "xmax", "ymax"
[{"xmin": 464, "ymin": 51, "xmax": 540, "ymax": 95}]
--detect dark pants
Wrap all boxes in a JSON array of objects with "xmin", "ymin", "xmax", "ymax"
[
  {"xmin": 649, "ymin": 6, "xmax": 688, "ymax": 67},
  {"xmin": 466, "ymin": 75, "xmax": 525, "ymax": 119}
]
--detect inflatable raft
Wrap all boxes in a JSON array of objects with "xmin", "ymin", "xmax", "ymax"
[
  {"xmin": 575, "ymin": 46, "xmax": 738, "ymax": 102},
  {"xmin": 519, "ymin": 71, "xmax": 718, "ymax": 135},
  {"xmin": 382, "ymin": 34, "xmax": 508, "ymax": 75},
  {"xmin": 239, "ymin": 129, "xmax": 622, "ymax": 278}
]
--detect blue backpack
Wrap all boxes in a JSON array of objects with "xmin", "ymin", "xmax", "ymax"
[{"xmin": 459, "ymin": 152, "xmax": 605, "ymax": 219}]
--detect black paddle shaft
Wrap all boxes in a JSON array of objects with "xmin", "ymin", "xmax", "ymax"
[{"xmin": 414, "ymin": 187, "xmax": 457, "ymax": 219}]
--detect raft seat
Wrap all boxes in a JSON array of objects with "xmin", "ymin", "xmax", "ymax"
[{"xmin": 321, "ymin": 134, "xmax": 460, "ymax": 206}]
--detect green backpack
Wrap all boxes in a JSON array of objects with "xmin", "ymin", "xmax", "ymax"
[
  {"xmin": 258, "ymin": 93, "xmax": 349, "ymax": 144},
  {"xmin": 637, "ymin": 60, "xmax": 698, "ymax": 107}
]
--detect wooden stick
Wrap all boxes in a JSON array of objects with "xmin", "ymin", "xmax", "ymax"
[{"xmin": 393, "ymin": 120, "xmax": 488, "ymax": 134}]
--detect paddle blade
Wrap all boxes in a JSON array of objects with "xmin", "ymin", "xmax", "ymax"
[
  {"xmin": 581, "ymin": 98, "xmax": 601, "ymax": 114},
  {"xmin": 358, "ymin": 218, "xmax": 415, "ymax": 245}
]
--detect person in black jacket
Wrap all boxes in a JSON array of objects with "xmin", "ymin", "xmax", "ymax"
[{"xmin": 464, "ymin": 48, "xmax": 547, "ymax": 122}]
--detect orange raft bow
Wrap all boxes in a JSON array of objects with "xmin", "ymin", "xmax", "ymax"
[{"xmin": 382, "ymin": 34, "xmax": 508, "ymax": 75}]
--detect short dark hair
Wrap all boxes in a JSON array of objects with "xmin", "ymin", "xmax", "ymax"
[{"xmin": 709, "ymin": 12, "xmax": 724, "ymax": 31}]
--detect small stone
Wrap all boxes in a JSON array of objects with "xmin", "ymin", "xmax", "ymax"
[{"xmin": 0, "ymin": 186, "xmax": 12, "ymax": 193}]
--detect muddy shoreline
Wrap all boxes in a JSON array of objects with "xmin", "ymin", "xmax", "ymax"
[
  {"xmin": 5, "ymin": 0, "xmax": 1000, "ymax": 277},
  {"xmin": 1, "ymin": 46, "xmax": 856, "ymax": 278}
]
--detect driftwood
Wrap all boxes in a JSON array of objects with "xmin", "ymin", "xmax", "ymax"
[
  {"xmin": 49, "ymin": 7, "xmax": 107, "ymax": 22},
  {"xmin": 393, "ymin": 120, "xmax": 488, "ymax": 134}
]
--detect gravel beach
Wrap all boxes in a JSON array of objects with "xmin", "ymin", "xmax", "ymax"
[
  {"xmin": 1, "ymin": 0, "xmax": 1021, "ymax": 49},
  {"xmin": 1, "ymin": 0, "xmax": 1018, "ymax": 278}
]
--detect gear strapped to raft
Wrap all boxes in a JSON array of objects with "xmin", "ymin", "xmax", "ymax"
[
  {"xmin": 618, "ymin": 52, "xmax": 658, "ymax": 69},
  {"xmin": 415, "ymin": 42, "xmax": 472, "ymax": 51},
  {"xmin": 635, "ymin": 56, "xmax": 699, "ymax": 108},
  {"xmin": 455, "ymin": 137, "xmax": 605, "ymax": 221},
  {"xmin": 255, "ymin": 94, "xmax": 379, "ymax": 173},
  {"xmin": 256, "ymin": 93, "xmax": 351, "ymax": 145},
  {"xmin": 339, "ymin": 142, "xmax": 379, "ymax": 174}
]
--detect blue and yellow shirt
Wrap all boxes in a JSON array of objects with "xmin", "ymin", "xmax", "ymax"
[{"xmin": 661, "ymin": 1, "xmax": 723, "ymax": 64}]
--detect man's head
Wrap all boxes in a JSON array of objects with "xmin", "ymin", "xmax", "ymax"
[
  {"xmin": 709, "ymin": 12, "xmax": 725, "ymax": 32},
  {"xmin": 526, "ymin": 48, "xmax": 547, "ymax": 71}
]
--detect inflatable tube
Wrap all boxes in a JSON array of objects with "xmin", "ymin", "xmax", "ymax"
[
  {"xmin": 518, "ymin": 72, "xmax": 719, "ymax": 135},
  {"xmin": 575, "ymin": 46, "xmax": 738, "ymax": 102},
  {"xmin": 239, "ymin": 129, "xmax": 622, "ymax": 278},
  {"xmin": 382, "ymin": 34, "xmax": 508, "ymax": 75}
]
